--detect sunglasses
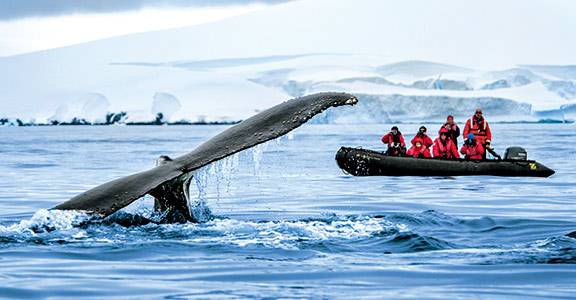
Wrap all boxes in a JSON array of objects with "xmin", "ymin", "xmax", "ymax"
[{"xmin": 475, "ymin": 111, "xmax": 483, "ymax": 115}]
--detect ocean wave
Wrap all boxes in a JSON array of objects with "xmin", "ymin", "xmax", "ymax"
[{"xmin": 1, "ymin": 209, "xmax": 574, "ymax": 263}]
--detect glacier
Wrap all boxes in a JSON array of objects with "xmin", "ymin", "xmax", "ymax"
[
  {"xmin": 1, "ymin": 53, "xmax": 575, "ymax": 125},
  {"xmin": 0, "ymin": 0, "xmax": 575, "ymax": 125},
  {"xmin": 310, "ymin": 94, "xmax": 532, "ymax": 124}
]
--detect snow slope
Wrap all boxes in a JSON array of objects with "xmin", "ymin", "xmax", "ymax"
[{"xmin": 1, "ymin": 0, "xmax": 575, "ymax": 123}]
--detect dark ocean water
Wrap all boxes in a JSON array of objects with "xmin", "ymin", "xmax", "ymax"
[{"xmin": 0, "ymin": 123, "xmax": 575, "ymax": 299}]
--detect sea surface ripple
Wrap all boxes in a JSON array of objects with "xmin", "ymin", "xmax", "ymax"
[{"xmin": 0, "ymin": 124, "xmax": 575, "ymax": 299}]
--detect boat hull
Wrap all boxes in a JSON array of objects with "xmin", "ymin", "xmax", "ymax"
[{"xmin": 335, "ymin": 147, "xmax": 555, "ymax": 177}]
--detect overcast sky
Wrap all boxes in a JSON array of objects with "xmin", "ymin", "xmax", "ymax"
[
  {"xmin": 0, "ymin": 0, "xmax": 289, "ymax": 20},
  {"xmin": 0, "ymin": 0, "xmax": 289, "ymax": 56}
]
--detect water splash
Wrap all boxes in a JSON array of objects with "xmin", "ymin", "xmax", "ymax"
[
  {"xmin": 0, "ymin": 209, "xmax": 95, "ymax": 244},
  {"xmin": 251, "ymin": 142, "xmax": 270, "ymax": 176},
  {"xmin": 213, "ymin": 152, "xmax": 241, "ymax": 197},
  {"xmin": 193, "ymin": 168, "xmax": 209, "ymax": 202},
  {"xmin": 0, "ymin": 209, "xmax": 95, "ymax": 235},
  {"xmin": 188, "ymin": 153, "xmax": 241, "ymax": 221},
  {"xmin": 194, "ymin": 215, "xmax": 409, "ymax": 250},
  {"xmin": 192, "ymin": 152, "xmax": 240, "ymax": 201}
]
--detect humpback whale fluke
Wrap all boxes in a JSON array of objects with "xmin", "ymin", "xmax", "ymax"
[
  {"xmin": 53, "ymin": 92, "xmax": 358, "ymax": 217},
  {"xmin": 149, "ymin": 155, "xmax": 195, "ymax": 223}
]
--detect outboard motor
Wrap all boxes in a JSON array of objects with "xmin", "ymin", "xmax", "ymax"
[{"xmin": 504, "ymin": 147, "xmax": 528, "ymax": 161}]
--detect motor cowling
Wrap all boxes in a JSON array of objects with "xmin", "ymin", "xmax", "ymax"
[{"xmin": 504, "ymin": 147, "xmax": 528, "ymax": 161}]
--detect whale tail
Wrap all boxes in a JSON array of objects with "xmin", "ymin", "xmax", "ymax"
[
  {"xmin": 53, "ymin": 92, "xmax": 358, "ymax": 218},
  {"xmin": 149, "ymin": 155, "xmax": 195, "ymax": 223}
]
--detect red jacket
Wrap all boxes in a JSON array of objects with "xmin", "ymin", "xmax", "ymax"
[
  {"xmin": 381, "ymin": 132, "xmax": 406, "ymax": 147},
  {"xmin": 433, "ymin": 138, "xmax": 460, "ymax": 159},
  {"xmin": 439, "ymin": 123, "xmax": 460, "ymax": 146},
  {"xmin": 407, "ymin": 136, "xmax": 432, "ymax": 158},
  {"xmin": 406, "ymin": 145, "xmax": 431, "ymax": 158},
  {"xmin": 411, "ymin": 134, "xmax": 433, "ymax": 148},
  {"xmin": 463, "ymin": 116, "xmax": 492, "ymax": 146},
  {"xmin": 460, "ymin": 142, "xmax": 485, "ymax": 160}
]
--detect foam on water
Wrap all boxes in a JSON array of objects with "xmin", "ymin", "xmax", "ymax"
[
  {"xmin": 193, "ymin": 215, "xmax": 408, "ymax": 250},
  {"xmin": 0, "ymin": 209, "xmax": 94, "ymax": 234},
  {"xmin": 2, "ymin": 208, "xmax": 573, "ymax": 265},
  {"xmin": 0, "ymin": 209, "xmax": 95, "ymax": 244}
]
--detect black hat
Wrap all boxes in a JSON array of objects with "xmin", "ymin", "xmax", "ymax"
[
  {"xmin": 391, "ymin": 126, "xmax": 399, "ymax": 131},
  {"xmin": 419, "ymin": 126, "xmax": 427, "ymax": 131}
]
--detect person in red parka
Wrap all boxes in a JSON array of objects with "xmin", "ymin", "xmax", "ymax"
[
  {"xmin": 433, "ymin": 128, "xmax": 460, "ymax": 159},
  {"xmin": 407, "ymin": 138, "xmax": 432, "ymax": 158},
  {"xmin": 412, "ymin": 126, "xmax": 433, "ymax": 148},
  {"xmin": 463, "ymin": 108, "xmax": 492, "ymax": 158},
  {"xmin": 439, "ymin": 115, "xmax": 460, "ymax": 147},
  {"xmin": 460, "ymin": 133, "xmax": 485, "ymax": 160},
  {"xmin": 381, "ymin": 126, "xmax": 406, "ymax": 156},
  {"xmin": 407, "ymin": 126, "xmax": 432, "ymax": 158}
]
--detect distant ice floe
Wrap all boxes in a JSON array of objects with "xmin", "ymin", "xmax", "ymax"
[
  {"xmin": 81, "ymin": 93, "xmax": 110, "ymax": 124},
  {"xmin": 151, "ymin": 92, "xmax": 182, "ymax": 122},
  {"xmin": 46, "ymin": 93, "xmax": 110, "ymax": 124}
]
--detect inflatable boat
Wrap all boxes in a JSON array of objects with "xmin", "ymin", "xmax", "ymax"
[{"xmin": 335, "ymin": 147, "xmax": 555, "ymax": 177}]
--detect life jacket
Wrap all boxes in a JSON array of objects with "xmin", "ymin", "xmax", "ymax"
[{"xmin": 464, "ymin": 116, "xmax": 491, "ymax": 145}]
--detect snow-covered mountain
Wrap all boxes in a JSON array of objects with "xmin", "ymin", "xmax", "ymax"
[{"xmin": 1, "ymin": 0, "xmax": 575, "ymax": 124}]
